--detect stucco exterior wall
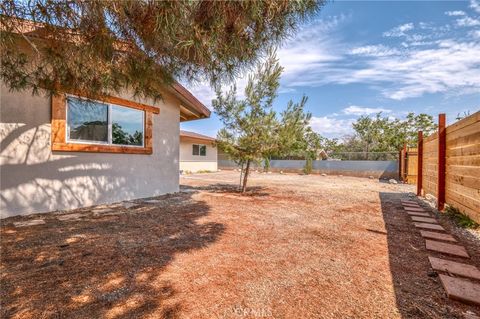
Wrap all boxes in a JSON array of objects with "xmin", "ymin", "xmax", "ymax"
[
  {"xmin": 1, "ymin": 83, "xmax": 180, "ymax": 217},
  {"xmin": 179, "ymin": 137, "xmax": 217, "ymax": 172}
]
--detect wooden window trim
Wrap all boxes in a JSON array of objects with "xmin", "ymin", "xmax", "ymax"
[{"xmin": 51, "ymin": 93, "xmax": 158, "ymax": 154}]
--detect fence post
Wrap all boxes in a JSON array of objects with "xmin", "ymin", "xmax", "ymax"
[
  {"xmin": 417, "ymin": 131, "xmax": 423, "ymax": 196},
  {"xmin": 401, "ymin": 143, "xmax": 407, "ymax": 182},
  {"xmin": 398, "ymin": 149, "xmax": 402, "ymax": 181},
  {"xmin": 437, "ymin": 114, "xmax": 446, "ymax": 211}
]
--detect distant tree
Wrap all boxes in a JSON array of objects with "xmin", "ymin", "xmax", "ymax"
[
  {"xmin": 316, "ymin": 112, "xmax": 438, "ymax": 160},
  {"xmin": 129, "ymin": 131, "xmax": 143, "ymax": 146},
  {"xmin": 1, "ymin": 1, "xmax": 321, "ymax": 100},
  {"xmin": 112, "ymin": 123, "xmax": 143, "ymax": 145},
  {"xmin": 274, "ymin": 96, "xmax": 322, "ymax": 160},
  {"xmin": 351, "ymin": 113, "xmax": 390, "ymax": 158},
  {"xmin": 349, "ymin": 112, "xmax": 437, "ymax": 155},
  {"xmin": 320, "ymin": 136, "xmax": 345, "ymax": 154},
  {"xmin": 456, "ymin": 111, "xmax": 471, "ymax": 121},
  {"xmin": 399, "ymin": 112, "xmax": 437, "ymax": 146},
  {"xmin": 112, "ymin": 123, "xmax": 129, "ymax": 145},
  {"xmin": 303, "ymin": 129, "xmax": 323, "ymax": 160}
]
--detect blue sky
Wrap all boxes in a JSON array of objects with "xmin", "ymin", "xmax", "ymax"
[{"xmin": 181, "ymin": 0, "xmax": 480, "ymax": 139}]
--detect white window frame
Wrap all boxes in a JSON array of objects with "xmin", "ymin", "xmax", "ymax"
[
  {"xmin": 192, "ymin": 144, "xmax": 207, "ymax": 156},
  {"xmin": 65, "ymin": 94, "xmax": 145, "ymax": 148}
]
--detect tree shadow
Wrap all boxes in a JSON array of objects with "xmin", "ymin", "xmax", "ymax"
[
  {"xmin": 379, "ymin": 192, "xmax": 478, "ymax": 318},
  {"xmin": 181, "ymin": 183, "xmax": 270, "ymax": 197},
  {"xmin": 1, "ymin": 191, "xmax": 224, "ymax": 318}
]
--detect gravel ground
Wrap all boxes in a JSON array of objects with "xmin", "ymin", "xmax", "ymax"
[{"xmin": 1, "ymin": 171, "xmax": 479, "ymax": 318}]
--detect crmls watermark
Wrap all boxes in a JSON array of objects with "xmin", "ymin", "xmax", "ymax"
[{"xmin": 226, "ymin": 305, "xmax": 273, "ymax": 317}]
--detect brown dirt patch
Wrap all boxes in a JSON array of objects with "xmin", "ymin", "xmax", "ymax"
[{"xmin": 1, "ymin": 171, "xmax": 479, "ymax": 318}]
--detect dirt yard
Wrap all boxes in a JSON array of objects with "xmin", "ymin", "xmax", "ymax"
[{"xmin": 1, "ymin": 171, "xmax": 479, "ymax": 319}]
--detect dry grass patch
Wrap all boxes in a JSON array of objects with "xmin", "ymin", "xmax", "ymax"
[{"xmin": 1, "ymin": 171, "xmax": 479, "ymax": 318}]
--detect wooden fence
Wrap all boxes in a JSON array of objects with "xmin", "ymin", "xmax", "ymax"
[{"xmin": 417, "ymin": 111, "xmax": 480, "ymax": 222}]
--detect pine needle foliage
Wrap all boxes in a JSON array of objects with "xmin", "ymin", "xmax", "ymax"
[
  {"xmin": 1, "ymin": 0, "xmax": 321, "ymax": 99},
  {"xmin": 213, "ymin": 50, "xmax": 322, "ymax": 192}
]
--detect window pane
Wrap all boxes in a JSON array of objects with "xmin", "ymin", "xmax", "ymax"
[
  {"xmin": 200, "ymin": 145, "xmax": 206, "ymax": 156},
  {"xmin": 192, "ymin": 144, "xmax": 199, "ymax": 155},
  {"xmin": 67, "ymin": 97, "xmax": 108, "ymax": 142},
  {"xmin": 111, "ymin": 105, "xmax": 144, "ymax": 146}
]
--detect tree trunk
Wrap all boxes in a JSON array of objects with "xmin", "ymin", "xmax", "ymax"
[
  {"xmin": 239, "ymin": 162, "xmax": 244, "ymax": 191},
  {"xmin": 241, "ymin": 160, "xmax": 251, "ymax": 193}
]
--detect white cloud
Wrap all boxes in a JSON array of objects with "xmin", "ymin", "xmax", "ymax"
[
  {"xmin": 383, "ymin": 23, "xmax": 414, "ymax": 37},
  {"xmin": 309, "ymin": 116, "xmax": 354, "ymax": 137},
  {"xmin": 456, "ymin": 16, "xmax": 480, "ymax": 27},
  {"xmin": 471, "ymin": 0, "xmax": 480, "ymax": 13},
  {"xmin": 278, "ymin": 15, "xmax": 347, "ymax": 80},
  {"xmin": 343, "ymin": 106, "xmax": 392, "ymax": 115},
  {"xmin": 276, "ymin": 14, "xmax": 480, "ymax": 101},
  {"xmin": 280, "ymin": 38, "xmax": 480, "ymax": 100},
  {"xmin": 183, "ymin": 82, "xmax": 215, "ymax": 109},
  {"xmin": 376, "ymin": 41, "xmax": 480, "ymax": 99},
  {"xmin": 183, "ymin": 15, "xmax": 350, "ymax": 108},
  {"xmin": 445, "ymin": 11, "xmax": 465, "ymax": 16},
  {"xmin": 182, "ymin": 74, "xmax": 250, "ymax": 110},
  {"xmin": 471, "ymin": 30, "xmax": 480, "ymax": 38},
  {"xmin": 350, "ymin": 45, "xmax": 400, "ymax": 57},
  {"xmin": 185, "ymin": 13, "xmax": 480, "ymax": 109}
]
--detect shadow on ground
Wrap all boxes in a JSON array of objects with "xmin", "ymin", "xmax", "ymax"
[
  {"xmin": 379, "ymin": 192, "xmax": 477, "ymax": 318},
  {"xmin": 1, "ymin": 191, "xmax": 224, "ymax": 319},
  {"xmin": 181, "ymin": 183, "xmax": 270, "ymax": 197}
]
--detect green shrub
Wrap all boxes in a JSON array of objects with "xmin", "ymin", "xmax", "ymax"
[
  {"xmin": 445, "ymin": 206, "xmax": 479, "ymax": 229},
  {"xmin": 303, "ymin": 157, "xmax": 313, "ymax": 175},
  {"xmin": 264, "ymin": 157, "xmax": 270, "ymax": 172}
]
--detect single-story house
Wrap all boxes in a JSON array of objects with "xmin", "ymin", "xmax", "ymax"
[
  {"xmin": 0, "ymin": 24, "xmax": 210, "ymax": 217},
  {"xmin": 179, "ymin": 130, "xmax": 217, "ymax": 173},
  {"xmin": 1, "ymin": 83, "xmax": 210, "ymax": 218}
]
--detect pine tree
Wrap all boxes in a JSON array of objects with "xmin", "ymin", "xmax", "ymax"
[
  {"xmin": 1, "ymin": 1, "xmax": 321, "ymax": 99},
  {"xmin": 213, "ymin": 51, "xmax": 322, "ymax": 192},
  {"xmin": 213, "ymin": 51, "xmax": 280, "ymax": 193}
]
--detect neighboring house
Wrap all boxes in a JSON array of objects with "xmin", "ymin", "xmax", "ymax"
[
  {"xmin": 179, "ymin": 130, "xmax": 217, "ymax": 173},
  {"xmin": 0, "ymin": 25, "xmax": 210, "ymax": 217}
]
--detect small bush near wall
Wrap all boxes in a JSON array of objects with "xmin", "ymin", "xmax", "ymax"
[
  {"xmin": 303, "ymin": 158, "xmax": 313, "ymax": 175},
  {"xmin": 445, "ymin": 205, "xmax": 479, "ymax": 229}
]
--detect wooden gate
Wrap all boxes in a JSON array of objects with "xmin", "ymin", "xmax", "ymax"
[{"xmin": 399, "ymin": 146, "xmax": 418, "ymax": 184}]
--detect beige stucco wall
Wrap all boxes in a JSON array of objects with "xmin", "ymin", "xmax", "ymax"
[
  {"xmin": 179, "ymin": 137, "xmax": 217, "ymax": 172},
  {"xmin": 0, "ymin": 82, "xmax": 180, "ymax": 217}
]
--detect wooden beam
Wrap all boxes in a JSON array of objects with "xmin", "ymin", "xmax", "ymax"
[
  {"xmin": 180, "ymin": 104, "xmax": 199, "ymax": 117},
  {"xmin": 69, "ymin": 90, "xmax": 160, "ymax": 114},
  {"xmin": 51, "ymin": 93, "xmax": 66, "ymax": 146},
  {"xmin": 438, "ymin": 113, "xmax": 446, "ymax": 211},
  {"xmin": 417, "ymin": 131, "xmax": 423, "ymax": 196},
  {"xmin": 52, "ymin": 143, "xmax": 152, "ymax": 154},
  {"xmin": 103, "ymin": 95, "xmax": 160, "ymax": 114}
]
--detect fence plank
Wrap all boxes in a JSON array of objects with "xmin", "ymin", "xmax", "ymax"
[
  {"xmin": 417, "ymin": 131, "xmax": 423, "ymax": 195},
  {"xmin": 445, "ymin": 111, "xmax": 480, "ymax": 134},
  {"xmin": 419, "ymin": 111, "xmax": 479, "ymax": 222}
]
